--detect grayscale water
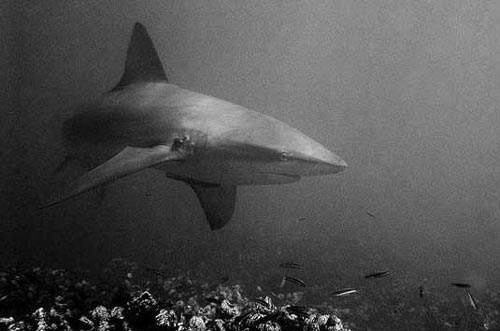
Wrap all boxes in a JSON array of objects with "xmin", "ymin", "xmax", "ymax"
[{"xmin": 2, "ymin": 1, "xmax": 500, "ymax": 330}]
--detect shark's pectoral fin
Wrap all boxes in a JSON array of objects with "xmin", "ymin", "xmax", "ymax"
[
  {"xmin": 41, "ymin": 145, "xmax": 183, "ymax": 209},
  {"xmin": 186, "ymin": 181, "xmax": 237, "ymax": 230}
]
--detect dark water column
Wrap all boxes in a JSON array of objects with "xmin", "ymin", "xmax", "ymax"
[{"xmin": 0, "ymin": 1, "xmax": 26, "ymax": 264}]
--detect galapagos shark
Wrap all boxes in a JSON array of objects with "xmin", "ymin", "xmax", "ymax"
[{"xmin": 42, "ymin": 22, "xmax": 347, "ymax": 230}]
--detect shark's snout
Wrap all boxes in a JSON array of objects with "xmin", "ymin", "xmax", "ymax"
[
  {"xmin": 316, "ymin": 149, "xmax": 348, "ymax": 174},
  {"xmin": 303, "ymin": 147, "xmax": 347, "ymax": 176},
  {"xmin": 280, "ymin": 140, "xmax": 347, "ymax": 177},
  {"xmin": 269, "ymin": 125, "xmax": 348, "ymax": 177},
  {"xmin": 298, "ymin": 131, "xmax": 348, "ymax": 174}
]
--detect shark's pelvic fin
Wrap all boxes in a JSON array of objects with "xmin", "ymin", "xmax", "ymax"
[
  {"xmin": 112, "ymin": 22, "xmax": 167, "ymax": 91},
  {"xmin": 187, "ymin": 181, "xmax": 237, "ymax": 230},
  {"xmin": 41, "ymin": 145, "xmax": 183, "ymax": 209}
]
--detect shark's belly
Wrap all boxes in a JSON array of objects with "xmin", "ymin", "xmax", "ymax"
[{"xmin": 157, "ymin": 158, "xmax": 300, "ymax": 185}]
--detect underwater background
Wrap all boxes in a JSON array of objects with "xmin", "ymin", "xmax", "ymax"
[{"xmin": 2, "ymin": 1, "xmax": 500, "ymax": 330}]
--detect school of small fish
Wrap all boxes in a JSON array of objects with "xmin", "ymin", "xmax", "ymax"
[{"xmin": 276, "ymin": 257, "xmax": 483, "ymax": 328}]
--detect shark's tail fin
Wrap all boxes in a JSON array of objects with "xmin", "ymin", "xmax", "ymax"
[{"xmin": 112, "ymin": 22, "xmax": 168, "ymax": 91}]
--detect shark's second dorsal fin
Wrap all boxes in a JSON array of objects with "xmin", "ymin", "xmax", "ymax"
[{"xmin": 112, "ymin": 22, "xmax": 167, "ymax": 91}]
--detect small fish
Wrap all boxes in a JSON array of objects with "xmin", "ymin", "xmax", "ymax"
[
  {"xmin": 145, "ymin": 268, "xmax": 166, "ymax": 278},
  {"xmin": 419, "ymin": 285, "xmax": 424, "ymax": 298},
  {"xmin": 364, "ymin": 270, "xmax": 390, "ymax": 279},
  {"xmin": 450, "ymin": 282, "xmax": 471, "ymax": 288},
  {"xmin": 0, "ymin": 294, "xmax": 7, "ymax": 302},
  {"xmin": 332, "ymin": 288, "xmax": 358, "ymax": 297},
  {"xmin": 283, "ymin": 276, "xmax": 306, "ymax": 287},
  {"xmin": 393, "ymin": 302, "xmax": 404, "ymax": 314},
  {"xmin": 286, "ymin": 305, "xmax": 310, "ymax": 317},
  {"xmin": 466, "ymin": 291, "xmax": 478, "ymax": 310},
  {"xmin": 279, "ymin": 262, "xmax": 302, "ymax": 269},
  {"xmin": 298, "ymin": 217, "xmax": 307, "ymax": 221},
  {"xmin": 367, "ymin": 212, "xmax": 376, "ymax": 218}
]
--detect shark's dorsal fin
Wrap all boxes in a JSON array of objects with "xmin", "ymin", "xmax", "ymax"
[
  {"xmin": 184, "ymin": 181, "xmax": 237, "ymax": 230},
  {"xmin": 112, "ymin": 22, "xmax": 167, "ymax": 91}
]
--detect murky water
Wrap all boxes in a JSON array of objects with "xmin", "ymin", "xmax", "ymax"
[{"xmin": 2, "ymin": 1, "xmax": 500, "ymax": 329}]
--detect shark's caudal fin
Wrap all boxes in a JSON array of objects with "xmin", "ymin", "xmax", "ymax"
[
  {"xmin": 187, "ymin": 182, "xmax": 237, "ymax": 230},
  {"xmin": 112, "ymin": 22, "xmax": 167, "ymax": 91},
  {"xmin": 40, "ymin": 145, "xmax": 184, "ymax": 209}
]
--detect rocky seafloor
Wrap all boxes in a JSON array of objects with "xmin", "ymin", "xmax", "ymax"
[
  {"xmin": 3, "ymin": 258, "xmax": 500, "ymax": 331},
  {"xmin": 0, "ymin": 260, "xmax": 350, "ymax": 331}
]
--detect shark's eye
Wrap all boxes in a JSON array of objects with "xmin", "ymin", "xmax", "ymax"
[{"xmin": 280, "ymin": 151, "xmax": 290, "ymax": 162}]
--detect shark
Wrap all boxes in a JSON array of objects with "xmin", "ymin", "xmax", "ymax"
[{"xmin": 42, "ymin": 22, "xmax": 347, "ymax": 230}]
